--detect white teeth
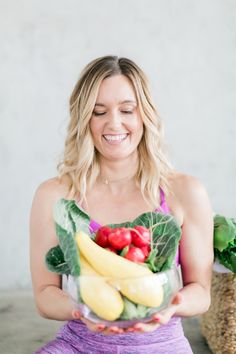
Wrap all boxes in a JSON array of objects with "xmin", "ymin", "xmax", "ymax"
[{"xmin": 103, "ymin": 134, "xmax": 128, "ymax": 141}]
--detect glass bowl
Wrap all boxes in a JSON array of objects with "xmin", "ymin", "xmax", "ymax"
[{"xmin": 66, "ymin": 266, "xmax": 182, "ymax": 328}]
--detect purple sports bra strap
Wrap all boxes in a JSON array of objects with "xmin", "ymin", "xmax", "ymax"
[
  {"xmin": 160, "ymin": 186, "xmax": 165, "ymax": 204},
  {"xmin": 156, "ymin": 186, "xmax": 170, "ymax": 214},
  {"xmin": 157, "ymin": 188, "xmax": 179, "ymax": 266}
]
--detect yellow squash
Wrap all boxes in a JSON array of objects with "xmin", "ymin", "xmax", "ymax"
[
  {"xmin": 75, "ymin": 231, "xmax": 152, "ymax": 278},
  {"xmin": 76, "ymin": 231, "xmax": 164, "ymax": 307},
  {"xmin": 79, "ymin": 256, "xmax": 124, "ymax": 321},
  {"xmin": 108, "ymin": 275, "xmax": 164, "ymax": 307}
]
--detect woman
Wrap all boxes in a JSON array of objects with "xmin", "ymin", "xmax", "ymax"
[{"xmin": 30, "ymin": 55, "xmax": 214, "ymax": 353}]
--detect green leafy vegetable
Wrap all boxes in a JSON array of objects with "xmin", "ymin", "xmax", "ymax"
[
  {"xmin": 46, "ymin": 199, "xmax": 90, "ymax": 276},
  {"xmin": 215, "ymin": 243, "xmax": 236, "ymax": 273},
  {"xmin": 64, "ymin": 199, "xmax": 90, "ymax": 234},
  {"xmin": 53, "ymin": 198, "xmax": 90, "ymax": 234},
  {"xmin": 119, "ymin": 297, "xmax": 150, "ymax": 320},
  {"xmin": 214, "ymin": 215, "xmax": 235, "ymax": 251},
  {"xmin": 55, "ymin": 224, "xmax": 80, "ymax": 276},
  {"xmin": 213, "ymin": 214, "xmax": 236, "ymax": 273},
  {"xmin": 45, "ymin": 245, "xmax": 71, "ymax": 274}
]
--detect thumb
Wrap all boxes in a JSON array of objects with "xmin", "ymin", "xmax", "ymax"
[
  {"xmin": 72, "ymin": 309, "xmax": 82, "ymax": 319},
  {"xmin": 171, "ymin": 292, "xmax": 183, "ymax": 306}
]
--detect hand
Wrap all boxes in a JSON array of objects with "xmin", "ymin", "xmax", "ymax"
[
  {"xmin": 71, "ymin": 292, "xmax": 183, "ymax": 335},
  {"xmin": 128, "ymin": 292, "xmax": 183, "ymax": 333},
  {"xmin": 71, "ymin": 310, "xmax": 125, "ymax": 335}
]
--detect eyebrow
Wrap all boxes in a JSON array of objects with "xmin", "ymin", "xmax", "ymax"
[{"xmin": 95, "ymin": 100, "xmax": 137, "ymax": 107}]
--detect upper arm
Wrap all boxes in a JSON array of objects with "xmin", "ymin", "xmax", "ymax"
[
  {"xmin": 177, "ymin": 175, "xmax": 214, "ymax": 291},
  {"xmin": 29, "ymin": 178, "xmax": 68, "ymax": 300}
]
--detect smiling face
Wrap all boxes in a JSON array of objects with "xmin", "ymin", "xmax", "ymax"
[{"xmin": 89, "ymin": 75, "xmax": 143, "ymax": 161}]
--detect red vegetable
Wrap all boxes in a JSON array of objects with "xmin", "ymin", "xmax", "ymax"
[
  {"xmin": 124, "ymin": 247, "xmax": 146, "ymax": 263},
  {"xmin": 131, "ymin": 225, "xmax": 151, "ymax": 248},
  {"xmin": 95, "ymin": 226, "xmax": 112, "ymax": 247},
  {"xmin": 140, "ymin": 245, "xmax": 151, "ymax": 260},
  {"xmin": 108, "ymin": 227, "xmax": 132, "ymax": 250}
]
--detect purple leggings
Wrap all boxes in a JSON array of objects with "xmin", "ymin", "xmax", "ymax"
[{"xmin": 35, "ymin": 317, "xmax": 193, "ymax": 354}]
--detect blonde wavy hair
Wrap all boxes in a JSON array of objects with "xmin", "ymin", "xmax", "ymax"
[{"xmin": 58, "ymin": 55, "xmax": 175, "ymax": 208}]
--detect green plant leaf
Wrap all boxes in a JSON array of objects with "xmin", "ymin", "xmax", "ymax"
[
  {"xmin": 53, "ymin": 198, "xmax": 75, "ymax": 233},
  {"xmin": 146, "ymin": 248, "xmax": 159, "ymax": 271},
  {"xmin": 136, "ymin": 304, "xmax": 150, "ymax": 318},
  {"xmin": 108, "ymin": 221, "xmax": 132, "ymax": 229},
  {"xmin": 119, "ymin": 297, "xmax": 138, "ymax": 320},
  {"xmin": 119, "ymin": 297, "xmax": 150, "ymax": 320},
  {"xmin": 45, "ymin": 245, "xmax": 71, "ymax": 274},
  {"xmin": 214, "ymin": 214, "xmax": 235, "ymax": 228},
  {"xmin": 120, "ymin": 245, "xmax": 129, "ymax": 257},
  {"xmin": 49, "ymin": 198, "xmax": 92, "ymax": 276},
  {"xmin": 214, "ymin": 225, "xmax": 235, "ymax": 251},
  {"xmin": 53, "ymin": 198, "xmax": 90, "ymax": 234},
  {"xmin": 133, "ymin": 212, "xmax": 181, "ymax": 272},
  {"xmin": 212, "ymin": 215, "xmax": 236, "ymax": 273},
  {"xmin": 213, "ymin": 215, "xmax": 236, "ymax": 252},
  {"xmin": 55, "ymin": 223, "xmax": 80, "ymax": 276},
  {"xmin": 66, "ymin": 200, "xmax": 90, "ymax": 234},
  {"xmin": 214, "ymin": 236, "xmax": 236, "ymax": 273}
]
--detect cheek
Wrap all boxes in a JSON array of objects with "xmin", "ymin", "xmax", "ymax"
[
  {"xmin": 131, "ymin": 119, "xmax": 143, "ymax": 138},
  {"xmin": 89, "ymin": 119, "xmax": 101, "ymax": 140}
]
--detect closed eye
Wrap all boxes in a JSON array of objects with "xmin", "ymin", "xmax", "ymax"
[
  {"xmin": 93, "ymin": 112, "xmax": 106, "ymax": 116},
  {"xmin": 93, "ymin": 111, "xmax": 133, "ymax": 116}
]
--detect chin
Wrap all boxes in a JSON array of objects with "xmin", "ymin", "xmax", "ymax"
[{"xmin": 102, "ymin": 150, "xmax": 133, "ymax": 161}]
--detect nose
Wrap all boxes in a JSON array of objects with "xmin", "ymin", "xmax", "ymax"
[{"xmin": 107, "ymin": 109, "xmax": 123, "ymax": 128}]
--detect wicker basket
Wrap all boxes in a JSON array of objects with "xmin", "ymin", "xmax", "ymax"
[{"xmin": 200, "ymin": 271, "xmax": 236, "ymax": 354}]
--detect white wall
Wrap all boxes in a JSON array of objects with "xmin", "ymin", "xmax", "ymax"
[{"xmin": 1, "ymin": 0, "xmax": 235, "ymax": 289}]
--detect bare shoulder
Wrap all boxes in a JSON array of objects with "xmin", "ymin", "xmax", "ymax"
[
  {"xmin": 170, "ymin": 171, "xmax": 209, "ymax": 199},
  {"xmin": 166, "ymin": 171, "xmax": 212, "ymax": 225},
  {"xmin": 168, "ymin": 171, "xmax": 212, "ymax": 219},
  {"xmin": 30, "ymin": 176, "xmax": 73, "ymax": 242},
  {"xmin": 30, "ymin": 176, "xmax": 74, "ymax": 221},
  {"xmin": 34, "ymin": 176, "xmax": 72, "ymax": 203}
]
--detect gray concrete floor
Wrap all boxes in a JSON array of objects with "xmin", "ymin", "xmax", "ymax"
[{"xmin": 0, "ymin": 290, "xmax": 212, "ymax": 354}]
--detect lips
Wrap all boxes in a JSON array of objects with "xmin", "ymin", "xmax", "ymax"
[{"xmin": 103, "ymin": 133, "xmax": 129, "ymax": 142}]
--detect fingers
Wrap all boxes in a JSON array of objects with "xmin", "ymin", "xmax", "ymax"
[
  {"xmin": 151, "ymin": 305, "xmax": 176, "ymax": 325},
  {"xmin": 107, "ymin": 326, "xmax": 120, "ymax": 334},
  {"xmin": 107, "ymin": 326, "xmax": 124, "ymax": 334},
  {"xmin": 149, "ymin": 292, "xmax": 183, "ymax": 326},
  {"xmin": 80, "ymin": 318, "xmax": 160, "ymax": 335},
  {"xmin": 97, "ymin": 325, "xmax": 125, "ymax": 336},
  {"xmin": 78, "ymin": 316, "xmax": 105, "ymax": 332},
  {"xmin": 71, "ymin": 309, "xmax": 82, "ymax": 319},
  {"xmin": 96, "ymin": 324, "xmax": 106, "ymax": 331},
  {"xmin": 172, "ymin": 292, "xmax": 183, "ymax": 305},
  {"xmin": 125, "ymin": 327, "xmax": 137, "ymax": 333},
  {"xmin": 133, "ymin": 322, "xmax": 160, "ymax": 333},
  {"xmin": 80, "ymin": 319, "xmax": 124, "ymax": 335}
]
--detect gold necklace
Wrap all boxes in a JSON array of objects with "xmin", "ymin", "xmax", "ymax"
[{"xmin": 101, "ymin": 173, "xmax": 136, "ymax": 185}]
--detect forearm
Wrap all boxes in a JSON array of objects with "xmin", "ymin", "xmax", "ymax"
[
  {"xmin": 175, "ymin": 282, "xmax": 211, "ymax": 317},
  {"xmin": 35, "ymin": 285, "xmax": 75, "ymax": 321}
]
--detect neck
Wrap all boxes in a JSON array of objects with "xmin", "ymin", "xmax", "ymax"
[{"xmin": 98, "ymin": 153, "xmax": 139, "ymax": 194}]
